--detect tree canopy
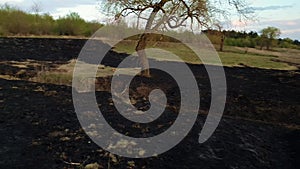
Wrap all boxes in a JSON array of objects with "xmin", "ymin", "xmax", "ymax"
[
  {"xmin": 260, "ymin": 26, "xmax": 281, "ymax": 50},
  {"xmin": 104, "ymin": 0, "xmax": 252, "ymax": 31},
  {"xmin": 102, "ymin": 0, "xmax": 252, "ymax": 76}
]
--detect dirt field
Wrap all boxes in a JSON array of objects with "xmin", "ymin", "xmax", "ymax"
[{"xmin": 0, "ymin": 37, "xmax": 299, "ymax": 169}]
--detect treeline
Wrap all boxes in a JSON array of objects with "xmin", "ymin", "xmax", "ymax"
[
  {"xmin": 0, "ymin": 4, "xmax": 103, "ymax": 36},
  {"xmin": 1, "ymin": 4, "xmax": 299, "ymax": 50},
  {"xmin": 114, "ymin": 26, "xmax": 300, "ymax": 50},
  {"xmin": 204, "ymin": 29, "xmax": 300, "ymax": 50}
]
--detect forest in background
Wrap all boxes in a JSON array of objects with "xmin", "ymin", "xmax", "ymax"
[{"xmin": 0, "ymin": 4, "xmax": 103, "ymax": 37}]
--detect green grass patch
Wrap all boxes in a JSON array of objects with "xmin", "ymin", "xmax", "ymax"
[
  {"xmin": 218, "ymin": 52, "xmax": 295, "ymax": 70},
  {"xmin": 113, "ymin": 40, "xmax": 298, "ymax": 70}
]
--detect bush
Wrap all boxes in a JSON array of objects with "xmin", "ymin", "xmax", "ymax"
[
  {"xmin": 0, "ymin": 5, "xmax": 103, "ymax": 37},
  {"xmin": 225, "ymin": 37, "xmax": 257, "ymax": 48}
]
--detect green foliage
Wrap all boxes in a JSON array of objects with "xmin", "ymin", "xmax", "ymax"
[
  {"xmin": 278, "ymin": 38, "xmax": 300, "ymax": 49},
  {"xmin": 205, "ymin": 29, "xmax": 259, "ymax": 48},
  {"xmin": 56, "ymin": 12, "xmax": 86, "ymax": 36},
  {"xmin": 204, "ymin": 27, "xmax": 300, "ymax": 50},
  {"xmin": 0, "ymin": 4, "xmax": 103, "ymax": 37},
  {"xmin": 148, "ymin": 27, "xmax": 299, "ymax": 50},
  {"xmin": 224, "ymin": 37, "xmax": 256, "ymax": 48},
  {"xmin": 260, "ymin": 27, "xmax": 281, "ymax": 39},
  {"xmin": 259, "ymin": 27, "xmax": 281, "ymax": 50}
]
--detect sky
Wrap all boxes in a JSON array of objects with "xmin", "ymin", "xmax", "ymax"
[{"xmin": 0, "ymin": 0, "xmax": 300, "ymax": 40}]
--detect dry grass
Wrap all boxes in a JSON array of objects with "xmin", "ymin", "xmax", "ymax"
[
  {"xmin": 29, "ymin": 59, "xmax": 142, "ymax": 86},
  {"xmin": 1, "ymin": 41, "xmax": 299, "ymax": 87}
]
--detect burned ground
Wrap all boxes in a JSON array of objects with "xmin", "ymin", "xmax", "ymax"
[{"xmin": 0, "ymin": 37, "xmax": 299, "ymax": 169}]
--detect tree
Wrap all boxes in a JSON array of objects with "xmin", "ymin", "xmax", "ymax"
[
  {"xmin": 260, "ymin": 26, "xmax": 281, "ymax": 50},
  {"xmin": 104, "ymin": 0, "xmax": 252, "ymax": 77},
  {"xmin": 214, "ymin": 23, "xmax": 225, "ymax": 52},
  {"xmin": 56, "ymin": 12, "xmax": 86, "ymax": 36},
  {"xmin": 248, "ymin": 31, "xmax": 258, "ymax": 38},
  {"xmin": 30, "ymin": 1, "xmax": 42, "ymax": 16}
]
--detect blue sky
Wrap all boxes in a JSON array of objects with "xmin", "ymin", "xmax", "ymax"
[{"xmin": 1, "ymin": 0, "xmax": 300, "ymax": 40}]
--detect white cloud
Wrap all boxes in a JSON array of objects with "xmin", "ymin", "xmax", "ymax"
[
  {"xmin": 0, "ymin": 0, "xmax": 106, "ymax": 22},
  {"xmin": 0, "ymin": 0, "xmax": 24, "ymax": 3},
  {"xmin": 40, "ymin": 0, "xmax": 98, "ymax": 11},
  {"xmin": 52, "ymin": 4, "xmax": 105, "ymax": 22},
  {"xmin": 0, "ymin": 0, "xmax": 99, "ymax": 13},
  {"xmin": 282, "ymin": 29, "xmax": 300, "ymax": 34},
  {"xmin": 226, "ymin": 18, "xmax": 300, "ymax": 40},
  {"xmin": 251, "ymin": 5, "xmax": 293, "ymax": 11},
  {"xmin": 0, "ymin": 0, "xmax": 25, "ymax": 8}
]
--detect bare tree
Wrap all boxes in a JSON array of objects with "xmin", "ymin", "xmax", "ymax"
[
  {"xmin": 31, "ymin": 1, "xmax": 42, "ymax": 16},
  {"xmin": 104, "ymin": 0, "xmax": 252, "ymax": 77},
  {"xmin": 214, "ymin": 22, "xmax": 225, "ymax": 52}
]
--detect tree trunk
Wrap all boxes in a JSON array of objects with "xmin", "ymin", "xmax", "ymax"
[
  {"xmin": 266, "ymin": 40, "xmax": 270, "ymax": 50},
  {"xmin": 267, "ymin": 39, "xmax": 273, "ymax": 50},
  {"xmin": 135, "ymin": 0, "xmax": 169, "ymax": 77},
  {"xmin": 260, "ymin": 39, "xmax": 264, "ymax": 50},
  {"xmin": 136, "ymin": 33, "xmax": 150, "ymax": 77},
  {"xmin": 220, "ymin": 34, "xmax": 224, "ymax": 52}
]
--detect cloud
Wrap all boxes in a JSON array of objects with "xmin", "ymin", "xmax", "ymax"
[
  {"xmin": 224, "ymin": 17, "xmax": 300, "ymax": 40},
  {"xmin": 259, "ymin": 19, "xmax": 300, "ymax": 30},
  {"xmin": 0, "ymin": 0, "xmax": 24, "ymax": 7},
  {"xmin": 251, "ymin": 5, "xmax": 293, "ymax": 11},
  {"xmin": 52, "ymin": 4, "xmax": 105, "ymax": 22},
  {"xmin": 280, "ymin": 29, "xmax": 300, "ymax": 40},
  {"xmin": 230, "ymin": 20, "xmax": 255, "ymax": 27},
  {"xmin": 0, "ymin": 0, "xmax": 98, "ymax": 13},
  {"xmin": 42, "ymin": 0, "xmax": 96, "ymax": 10},
  {"xmin": 230, "ymin": 18, "xmax": 300, "ymax": 40},
  {"xmin": 281, "ymin": 28, "xmax": 300, "ymax": 34},
  {"xmin": 0, "ymin": 0, "xmax": 24, "ymax": 3}
]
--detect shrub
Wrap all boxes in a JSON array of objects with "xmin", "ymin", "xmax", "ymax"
[{"xmin": 0, "ymin": 5, "xmax": 103, "ymax": 37}]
